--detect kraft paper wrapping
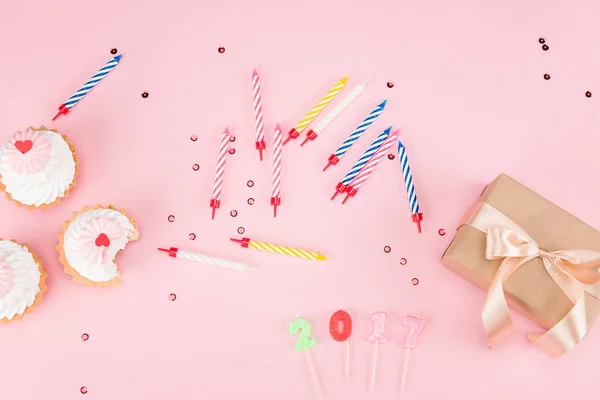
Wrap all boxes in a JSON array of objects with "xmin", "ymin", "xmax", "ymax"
[{"xmin": 442, "ymin": 173, "xmax": 600, "ymax": 332}]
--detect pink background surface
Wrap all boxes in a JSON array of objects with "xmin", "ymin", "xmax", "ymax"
[{"xmin": 2, "ymin": 0, "xmax": 600, "ymax": 398}]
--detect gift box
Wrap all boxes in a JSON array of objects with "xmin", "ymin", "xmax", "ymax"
[{"xmin": 442, "ymin": 173, "xmax": 600, "ymax": 357}]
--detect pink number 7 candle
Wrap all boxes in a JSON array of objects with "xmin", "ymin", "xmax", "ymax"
[
  {"xmin": 399, "ymin": 314, "xmax": 426, "ymax": 393},
  {"xmin": 252, "ymin": 68, "xmax": 266, "ymax": 160},
  {"xmin": 209, "ymin": 127, "xmax": 231, "ymax": 219},
  {"xmin": 284, "ymin": 76, "xmax": 349, "ymax": 145},
  {"xmin": 341, "ymin": 130, "xmax": 399, "ymax": 204},
  {"xmin": 271, "ymin": 123, "xmax": 283, "ymax": 217}
]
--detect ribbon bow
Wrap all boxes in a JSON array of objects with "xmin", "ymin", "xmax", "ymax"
[{"xmin": 483, "ymin": 227, "xmax": 600, "ymax": 357}]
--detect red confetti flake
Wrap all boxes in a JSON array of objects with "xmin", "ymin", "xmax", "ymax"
[
  {"xmin": 230, "ymin": 210, "xmax": 238, "ymax": 217},
  {"xmin": 387, "ymin": 81, "xmax": 394, "ymax": 88},
  {"xmin": 543, "ymin": 74, "xmax": 551, "ymax": 80},
  {"xmin": 542, "ymin": 44, "xmax": 549, "ymax": 51},
  {"xmin": 192, "ymin": 164, "xmax": 200, "ymax": 171},
  {"xmin": 384, "ymin": 246, "xmax": 391, "ymax": 253},
  {"xmin": 412, "ymin": 278, "xmax": 419, "ymax": 285},
  {"xmin": 110, "ymin": 48, "xmax": 118, "ymax": 54},
  {"xmin": 247, "ymin": 180, "xmax": 254, "ymax": 187},
  {"xmin": 81, "ymin": 333, "xmax": 89, "ymax": 341},
  {"xmin": 169, "ymin": 293, "xmax": 177, "ymax": 301},
  {"xmin": 247, "ymin": 198, "xmax": 255, "ymax": 205},
  {"xmin": 218, "ymin": 47, "xmax": 225, "ymax": 53},
  {"xmin": 387, "ymin": 153, "xmax": 395, "ymax": 160},
  {"xmin": 237, "ymin": 227, "xmax": 245, "ymax": 234},
  {"xmin": 228, "ymin": 148, "xmax": 236, "ymax": 154},
  {"xmin": 438, "ymin": 228, "xmax": 446, "ymax": 236},
  {"xmin": 141, "ymin": 91, "xmax": 149, "ymax": 98},
  {"xmin": 190, "ymin": 134, "xmax": 198, "ymax": 142},
  {"xmin": 189, "ymin": 233, "xmax": 196, "ymax": 241},
  {"xmin": 229, "ymin": 135, "xmax": 236, "ymax": 142},
  {"xmin": 400, "ymin": 258, "xmax": 407, "ymax": 265},
  {"xmin": 538, "ymin": 37, "xmax": 545, "ymax": 44},
  {"xmin": 80, "ymin": 387, "xmax": 88, "ymax": 394},
  {"xmin": 586, "ymin": 91, "xmax": 592, "ymax": 98},
  {"xmin": 168, "ymin": 215, "xmax": 175, "ymax": 222}
]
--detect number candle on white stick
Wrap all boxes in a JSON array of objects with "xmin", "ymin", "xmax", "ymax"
[
  {"xmin": 399, "ymin": 314, "xmax": 426, "ymax": 393},
  {"xmin": 329, "ymin": 310, "xmax": 353, "ymax": 381},
  {"xmin": 367, "ymin": 311, "xmax": 388, "ymax": 391},
  {"xmin": 289, "ymin": 318, "xmax": 323, "ymax": 400}
]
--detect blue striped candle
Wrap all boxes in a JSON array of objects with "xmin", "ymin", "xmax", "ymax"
[
  {"xmin": 323, "ymin": 100, "xmax": 387, "ymax": 171},
  {"xmin": 53, "ymin": 54, "xmax": 123, "ymax": 121},
  {"xmin": 331, "ymin": 126, "xmax": 391, "ymax": 200},
  {"xmin": 398, "ymin": 139, "xmax": 423, "ymax": 233}
]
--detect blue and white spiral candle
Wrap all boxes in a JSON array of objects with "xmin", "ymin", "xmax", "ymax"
[
  {"xmin": 323, "ymin": 99, "xmax": 387, "ymax": 171},
  {"xmin": 53, "ymin": 54, "xmax": 123, "ymax": 121},
  {"xmin": 398, "ymin": 139, "xmax": 423, "ymax": 233},
  {"xmin": 331, "ymin": 126, "xmax": 391, "ymax": 199}
]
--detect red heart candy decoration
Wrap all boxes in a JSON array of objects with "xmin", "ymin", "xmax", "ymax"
[
  {"xmin": 15, "ymin": 140, "xmax": 33, "ymax": 154},
  {"xmin": 95, "ymin": 233, "xmax": 111, "ymax": 247}
]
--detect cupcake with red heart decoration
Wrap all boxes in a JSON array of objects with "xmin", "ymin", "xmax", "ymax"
[
  {"xmin": 0, "ymin": 126, "xmax": 77, "ymax": 208},
  {"xmin": 57, "ymin": 205, "xmax": 139, "ymax": 287}
]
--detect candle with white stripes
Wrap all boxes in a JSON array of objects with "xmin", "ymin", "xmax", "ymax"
[
  {"xmin": 271, "ymin": 123, "xmax": 283, "ymax": 217},
  {"xmin": 252, "ymin": 68, "xmax": 266, "ymax": 160},
  {"xmin": 300, "ymin": 81, "xmax": 368, "ymax": 146},
  {"xmin": 284, "ymin": 76, "xmax": 349, "ymax": 144},
  {"xmin": 158, "ymin": 247, "xmax": 254, "ymax": 271},
  {"xmin": 341, "ymin": 130, "xmax": 399, "ymax": 204},
  {"xmin": 323, "ymin": 99, "xmax": 387, "ymax": 171},
  {"xmin": 52, "ymin": 54, "xmax": 123, "ymax": 121},
  {"xmin": 209, "ymin": 127, "xmax": 231, "ymax": 219},
  {"xmin": 397, "ymin": 138, "xmax": 423, "ymax": 233},
  {"xmin": 331, "ymin": 127, "xmax": 391, "ymax": 200}
]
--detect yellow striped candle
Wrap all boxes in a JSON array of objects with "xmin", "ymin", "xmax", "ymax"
[
  {"xmin": 284, "ymin": 76, "xmax": 349, "ymax": 145},
  {"xmin": 230, "ymin": 237, "xmax": 327, "ymax": 261}
]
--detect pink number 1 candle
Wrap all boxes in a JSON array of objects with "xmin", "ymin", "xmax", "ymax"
[{"xmin": 367, "ymin": 311, "xmax": 387, "ymax": 391}]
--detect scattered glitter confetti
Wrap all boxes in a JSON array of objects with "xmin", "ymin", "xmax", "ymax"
[
  {"xmin": 228, "ymin": 148, "xmax": 236, "ymax": 154},
  {"xmin": 538, "ymin": 37, "xmax": 545, "ymax": 44},
  {"xmin": 190, "ymin": 134, "xmax": 198, "ymax": 142},
  {"xmin": 586, "ymin": 91, "xmax": 592, "ymax": 98},
  {"xmin": 80, "ymin": 387, "xmax": 88, "ymax": 394},
  {"xmin": 229, "ymin": 135, "xmax": 236, "ymax": 142},
  {"xmin": 192, "ymin": 164, "xmax": 200, "ymax": 171},
  {"xmin": 400, "ymin": 258, "xmax": 407, "ymax": 265},
  {"xmin": 542, "ymin": 44, "xmax": 549, "ymax": 51},
  {"xmin": 387, "ymin": 81, "xmax": 394, "ymax": 88},
  {"xmin": 411, "ymin": 278, "xmax": 419, "ymax": 285},
  {"xmin": 110, "ymin": 48, "xmax": 118, "ymax": 54},
  {"xmin": 189, "ymin": 233, "xmax": 196, "ymax": 241},
  {"xmin": 141, "ymin": 91, "xmax": 149, "ymax": 98},
  {"xmin": 247, "ymin": 180, "xmax": 254, "ymax": 187},
  {"xmin": 237, "ymin": 227, "xmax": 245, "ymax": 234},
  {"xmin": 168, "ymin": 215, "xmax": 175, "ymax": 222},
  {"xmin": 230, "ymin": 210, "xmax": 238, "ymax": 217},
  {"xmin": 384, "ymin": 246, "xmax": 391, "ymax": 253},
  {"xmin": 218, "ymin": 47, "xmax": 225, "ymax": 53},
  {"xmin": 544, "ymin": 74, "xmax": 551, "ymax": 80},
  {"xmin": 438, "ymin": 228, "xmax": 446, "ymax": 236},
  {"xmin": 387, "ymin": 153, "xmax": 395, "ymax": 160},
  {"xmin": 169, "ymin": 293, "xmax": 177, "ymax": 301},
  {"xmin": 81, "ymin": 333, "xmax": 89, "ymax": 341},
  {"xmin": 247, "ymin": 198, "xmax": 255, "ymax": 205}
]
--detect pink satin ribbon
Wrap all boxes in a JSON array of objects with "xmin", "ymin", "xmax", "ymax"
[{"xmin": 465, "ymin": 202, "xmax": 600, "ymax": 357}]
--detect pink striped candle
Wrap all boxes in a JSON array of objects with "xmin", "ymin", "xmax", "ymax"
[
  {"xmin": 341, "ymin": 130, "xmax": 399, "ymax": 204},
  {"xmin": 271, "ymin": 123, "xmax": 283, "ymax": 217},
  {"xmin": 252, "ymin": 68, "xmax": 266, "ymax": 161},
  {"xmin": 209, "ymin": 127, "xmax": 231, "ymax": 219}
]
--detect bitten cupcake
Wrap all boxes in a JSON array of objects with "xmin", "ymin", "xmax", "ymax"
[
  {"xmin": 0, "ymin": 126, "xmax": 77, "ymax": 208},
  {"xmin": 0, "ymin": 239, "xmax": 47, "ymax": 323},
  {"xmin": 58, "ymin": 205, "xmax": 139, "ymax": 287}
]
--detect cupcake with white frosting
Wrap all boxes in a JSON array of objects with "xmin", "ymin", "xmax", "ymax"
[
  {"xmin": 0, "ymin": 126, "xmax": 77, "ymax": 208},
  {"xmin": 0, "ymin": 239, "xmax": 47, "ymax": 323},
  {"xmin": 58, "ymin": 205, "xmax": 139, "ymax": 287}
]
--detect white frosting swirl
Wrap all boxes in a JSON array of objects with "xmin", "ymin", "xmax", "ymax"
[
  {"xmin": 0, "ymin": 240, "xmax": 42, "ymax": 320},
  {"xmin": 0, "ymin": 129, "xmax": 76, "ymax": 207},
  {"xmin": 63, "ymin": 208, "xmax": 137, "ymax": 282}
]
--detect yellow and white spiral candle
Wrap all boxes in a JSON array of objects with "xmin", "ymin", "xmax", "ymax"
[
  {"xmin": 284, "ymin": 76, "xmax": 349, "ymax": 144},
  {"xmin": 230, "ymin": 237, "xmax": 327, "ymax": 261}
]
